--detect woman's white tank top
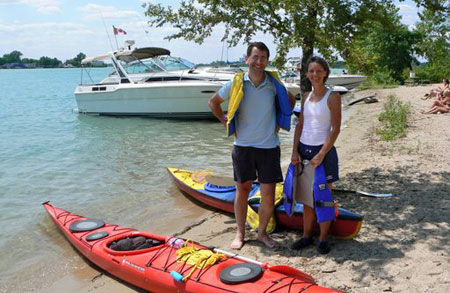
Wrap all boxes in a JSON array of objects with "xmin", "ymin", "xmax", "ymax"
[{"xmin": 300, "ymin": 88, "xmax": 332, "ymax": 146}]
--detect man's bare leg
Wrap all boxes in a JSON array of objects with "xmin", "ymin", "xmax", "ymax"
[
  {"xmin": 231, "ymin": 181, "xmax": 252, "ymax": 250},
  {"xmin": 257, "ymin": 183, "xmax": 277, "ymax": 248}
]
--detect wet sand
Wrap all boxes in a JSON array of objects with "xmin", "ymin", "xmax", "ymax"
[{"xmin": 39, "ymin": 84, "xmax": 450, "ymax": 292}]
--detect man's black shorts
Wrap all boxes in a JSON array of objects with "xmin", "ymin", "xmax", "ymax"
[{"xmin": 232, "ymin": 145, "xmax": 283, "ymax": 184}]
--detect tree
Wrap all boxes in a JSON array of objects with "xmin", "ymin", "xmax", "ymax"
[
  {"xmin": 414, "ymin": 5, "xmax": 450, "ymax": 81},
  {"xmin": 344, "ymin": 6, "xmax": 421, "ymax": 83},
  {"xmin": 2, "ymin": 50, "xmax": 23, "ymax": 64},
  {"xmin": 65, "ymin": 52, "xmax": 86, "ymax": 67},
  {"xmin": 38, "ymin": 56, "xmax": 62, "ymax": 68},
  {"xmin": 21, "ymin": 58, "xmax": 38, "ymax": 64},
  {"xmin": 144, "ymin": 0, "xmax": 406, "ymax": 92}
]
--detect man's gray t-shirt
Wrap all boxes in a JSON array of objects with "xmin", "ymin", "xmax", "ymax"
[{"xmin": 218, "ymin": 72, "xmax": 279, "ymax": 148}]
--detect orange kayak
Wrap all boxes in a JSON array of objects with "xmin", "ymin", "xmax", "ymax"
[{"xmin": 43, "ymin": 202, "xmax": 341, "ymax": 292}]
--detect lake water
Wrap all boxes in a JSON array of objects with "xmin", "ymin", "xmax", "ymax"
[{"xmin": 0, "ymin": 68, "xmax": 303, "ymax": 291}]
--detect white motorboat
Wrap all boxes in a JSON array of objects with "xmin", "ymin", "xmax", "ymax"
[
  {"xmin": 282, "ymin": 57, "xmax": 366, "ymax": 90},
  {"xmin": 75, "ymin": 46, "xmax": 235, "ymax": 118}
]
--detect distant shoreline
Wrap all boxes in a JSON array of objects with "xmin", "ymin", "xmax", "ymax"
[{"xmin": 0, "ymin": 65, "xmax": 109, "ymax": 70}]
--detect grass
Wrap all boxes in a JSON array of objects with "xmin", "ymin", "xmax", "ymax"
[
  {"xmin": 376, "ymin": 95, "xmax": 412, "ymax": 141},
  {"xmin": 358, "ymin": 78, "xmax": 400, "ymax": 90}
]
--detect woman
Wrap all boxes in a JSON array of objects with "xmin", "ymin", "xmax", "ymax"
[
  {"xmin": 421, "ymin": 87, "xmax": 450, "ymax": 114},
  {"xmin": 422, "ymin": 78, "xmax": 449, "ymax": 100},
  {"xmin": 290, "ymin": 56, "xmax": 341, "ymax": 254}
]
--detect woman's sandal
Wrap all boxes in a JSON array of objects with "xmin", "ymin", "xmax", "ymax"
[
  {"xmin": 290, "ymin": 237, "xmax": 314, "ymax": 250},
  {"xmin": 317, "ymin": 241, "xmax": 331, "ymax": 254}
]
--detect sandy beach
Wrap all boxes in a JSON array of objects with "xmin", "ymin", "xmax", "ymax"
[{"xmin": 40, "ymin": 84, "xmax": 450, "ymax": 292}]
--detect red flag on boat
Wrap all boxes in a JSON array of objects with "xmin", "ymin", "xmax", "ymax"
[{"xmin": 113, "ymin": 26, "xmax": 127, "ymax": 35}]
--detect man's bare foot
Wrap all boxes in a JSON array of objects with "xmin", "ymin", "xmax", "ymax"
[
  {"xmin": 257, "ymin": 234, "xmax": 277, "ymax": 248},
  {"xmin": 231, "ymin": 236, "xmax": 244, "ymax": 250}
]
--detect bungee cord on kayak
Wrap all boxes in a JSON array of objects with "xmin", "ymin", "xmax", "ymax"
[{"xmin": 174, "ymin": 241, "xmax": 227, "ymax": 281}]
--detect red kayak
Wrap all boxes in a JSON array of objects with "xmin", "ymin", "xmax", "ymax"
[
  {"xmin": 43, "ymin": 202, "xmax": 341, "ymax": 292},
  {"xmin": 168, "ymin": 168, "xmax": 363, "ymax": 239}
]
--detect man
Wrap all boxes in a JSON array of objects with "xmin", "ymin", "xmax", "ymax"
[{"xmin": 208, "ymin": 42, "xmax": 295, "ymax": 249}]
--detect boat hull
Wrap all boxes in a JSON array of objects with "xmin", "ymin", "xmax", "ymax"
[
  {"xmin": 43, "ymin": 202, "xmax": 340, "ymax": 292},
  {"xmin": 283, "ymin": 75, "xmax": 366, "ymax": 91},
  {"xmin": 74, "ymin": 81, "xmax": 224, "ymax": 117},
  {"xmin": 326, "ymin": 75, "xmax": 367, "ymax": 90},
  {"xmin": 168, "ymin": 168, "xmax": 363, "ymax": 239}
]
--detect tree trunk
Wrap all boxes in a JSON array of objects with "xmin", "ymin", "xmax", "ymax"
[
  {"xmin": 299, "ymin": 8, "xmax": 317, "ymax": 95},
  {"xmin": 300, "ymin": 46, "xmax": 313, "ymax": 94}
]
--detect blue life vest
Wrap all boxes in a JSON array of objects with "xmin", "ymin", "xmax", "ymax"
[
  {"xmin": 282, "ymin": 163, "xmax": 296, "ymax": 217},
  {"xmin": 313, "ymin": 164, "xmax": 336, "ymax": 223}
]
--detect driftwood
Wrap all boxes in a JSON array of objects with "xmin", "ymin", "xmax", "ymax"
[{"xmin": 348, "ymin": 94, "xmax": 377, "ymax": 106}]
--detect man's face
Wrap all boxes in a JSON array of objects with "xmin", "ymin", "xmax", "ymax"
[{"xmin": 245, "ymin": 47, "xmax": 268, "ymax": 72}]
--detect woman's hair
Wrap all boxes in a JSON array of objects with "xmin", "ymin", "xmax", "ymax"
[
  {"xmin": 306, "ymin": 56, "xmax": 330, "ymax": 83},
  {"xmin": 444, "ymin": 78, "xmax": 449, "ymax": 85}
]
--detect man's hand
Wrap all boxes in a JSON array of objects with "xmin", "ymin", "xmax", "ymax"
[{"xmin": 221, "ymin": 114, "xmax": 228, "ymax": 127}]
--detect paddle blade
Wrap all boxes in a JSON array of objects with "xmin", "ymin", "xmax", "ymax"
[
  {"xmin": 333, "ymin": 189, "xmax": 394, "ymax": 198},
  {"xmin": 268, "ymin": 265, "xmax": 315, "ymax": 283},
  {"xmin": 355, "ymin": 190, "xmax": 393, "ymax": 197}
]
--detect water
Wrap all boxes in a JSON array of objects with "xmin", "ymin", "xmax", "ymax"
[{"xmin": 0, "ymin": 68, "xmax": 298, "ymax": 291}]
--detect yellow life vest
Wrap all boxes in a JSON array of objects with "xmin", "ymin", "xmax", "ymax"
[{"xmin": 246, "ymin": 183, "xmax": 283, "ymax": 234}]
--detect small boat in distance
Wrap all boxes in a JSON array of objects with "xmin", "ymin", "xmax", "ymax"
[
  {"xmin": 282, "ymin": 57, "xmax": 367, "ymax": 90},
  {"xmin": 74, "ymin": 42, "xmax": 300, "ymax": 118}
]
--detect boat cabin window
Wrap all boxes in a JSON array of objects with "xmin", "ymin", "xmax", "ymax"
[
  {"xmin": 123, "ymin": 60, "xmax": 163, "ymax": 74},
  {"xmin": 153, "ymin": 56, "xmax": 194, "ymax": 71}
]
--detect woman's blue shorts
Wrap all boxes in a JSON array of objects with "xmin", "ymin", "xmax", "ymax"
[{"xmin": 298, "ymin": 142, "xmax": 339, "ymax": 183}]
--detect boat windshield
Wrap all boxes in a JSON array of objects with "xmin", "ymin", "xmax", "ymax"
[
  {"xmin": 121, "ymin": 56, "xmax": 195, "ymax": 75},
  {"xmin": 151, "ymin": 56, "xmax": 195, "ymax": 71}
]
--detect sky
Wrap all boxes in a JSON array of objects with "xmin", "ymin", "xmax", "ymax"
[{"xmin": 0, "ymin": 0, "xmax": 421, "ymax": 64}]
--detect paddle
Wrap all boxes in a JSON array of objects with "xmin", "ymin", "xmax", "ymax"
[
  {"xmin": 332, "ymin": 189, "xmax": 394, "ymax": 198},
  {"xmin": 211, "ymin": 247, "xmax": 315, "ymax": 283}
]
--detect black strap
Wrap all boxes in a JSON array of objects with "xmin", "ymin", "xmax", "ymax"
[{"xmin": 315, "ymin": 200, "xmax": 334, "ymax": 208}]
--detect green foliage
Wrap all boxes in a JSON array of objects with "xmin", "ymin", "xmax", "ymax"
[
  {"xmin": 2, "ymin": 50, "xmax": 22, "ymax": 63},
  {"xmin": 0, "ymin": 50, "xmax": 93, "ymax": 68},
  {"xmin": 65, "ymin": 52, "xmax": 87, "ymax": 67},
  {"xmin": 376, "ymin": 95, "xmax": 412, "ymax": 141},
  {"xmin": 38, "ymin": 56, "xmax": 62, "ymax": 68},
  {"xmin": 412, "ymin": 5, "xmax": 450, "ymax": 82},
  {"xmin": 330, "ymin": 60, "xmax": 346, "ymax": 69},
  {"xmin": 358, "ymin": 76, "xmax": 399, "ymax": 90},
  {"xmin": 414, "ymin": 62, "xmax": 450, "ymax": 82},
  {"xmin": 345, "ymin": 5, "xmax": 421, "ymax": 83}
]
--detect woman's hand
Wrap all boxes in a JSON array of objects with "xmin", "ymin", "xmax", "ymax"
[
  {"xmin": 291, "ymin": 151, "xmax": 301, "ymax": 166},
  {"xmin": 310, "ymin": 152, "xmax": 325, "ymax": 168}
]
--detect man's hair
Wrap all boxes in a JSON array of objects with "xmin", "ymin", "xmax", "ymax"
[
  {"xmin": 247, "ymin": 42, "xmax": 270, "ymax": 59},
  {"xmin": 306, "ymin": 56, "xmax": 330, "ymax": 83}
]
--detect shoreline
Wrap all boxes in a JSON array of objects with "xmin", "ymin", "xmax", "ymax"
[{"xmin": 39, "ymin": 84, "xmax": 449, "ymax": 292}]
